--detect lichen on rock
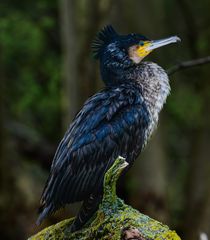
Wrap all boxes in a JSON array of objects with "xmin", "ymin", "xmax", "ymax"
[{"xmin": 29, "ymin": 156, "xmax": 181, "ymax": 240}]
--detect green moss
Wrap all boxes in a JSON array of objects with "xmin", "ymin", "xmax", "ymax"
[{"xmin": 29, "ymin": 157, "xmax": 181, "ymax": 240}]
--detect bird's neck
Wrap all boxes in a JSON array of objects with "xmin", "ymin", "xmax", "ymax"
[
  {"xmin": 101, "ymin": 57, "xmax": 170, "ymax": 120},
  {"xmin": 100, "ymin": 42, "xmax": 135, "ymax": 86},
  {"xmin": 108, "ymin": 61, "xmax": 170, "ymax": 120},
  {"xmin": 131, "ymin": 62, "xmax": 170, "ymax": 121}
]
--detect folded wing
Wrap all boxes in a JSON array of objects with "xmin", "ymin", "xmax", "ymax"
[{"xmin": 37, "ymin": 86, "xmax": 149, "ymax": 224}]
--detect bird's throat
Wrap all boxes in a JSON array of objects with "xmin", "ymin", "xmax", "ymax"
[{"xmin": 128, "ymin": 62, "xmax": 170, "ymax": 142}]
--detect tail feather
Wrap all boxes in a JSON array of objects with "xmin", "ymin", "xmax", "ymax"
[
  {"xmin": 36, "ymin": 204, "xmax": 53, "ymax": 226},
  {"xmin": 69, "ymin": 194, "xmax": 102, "ymax": 232}
]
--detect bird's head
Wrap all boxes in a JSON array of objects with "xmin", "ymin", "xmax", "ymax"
[
  {"xmin": 126, "ymin": 34, "xmax": 181, "ymax": 64},
  {"xmin": 92, "ymin": 25, "xmax": 180, "ymax": 85}
]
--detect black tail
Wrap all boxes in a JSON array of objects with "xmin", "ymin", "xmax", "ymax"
[
  {"xmin": 36, "ymin": 203, "xmax": 54, "ymax": 226},
  {"xmin": 69, "ymin": 194, "xmax": 102, "ymax": 232}
]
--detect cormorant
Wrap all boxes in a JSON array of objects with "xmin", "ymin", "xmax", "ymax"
[{"xmin": 37, "ymin": 25, "xmax": 180, "ymax": 231}]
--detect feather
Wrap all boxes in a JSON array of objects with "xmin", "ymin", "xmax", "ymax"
[
  {"xmin": 92, "ymin": 25, "xmax": 118, "ymax": 59},
  {"xmin": 37, "ymin": 84, "xmax": 150, "ymax": 226}
]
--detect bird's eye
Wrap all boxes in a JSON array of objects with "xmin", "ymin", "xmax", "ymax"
[{"xmin": 139, "ymin": 41, "xmax": 144, "ymax": 46}]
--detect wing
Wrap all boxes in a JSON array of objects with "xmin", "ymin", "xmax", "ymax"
[{"xmin": 38, "ymin": 86, "xmax": 150, "ymax": 222}]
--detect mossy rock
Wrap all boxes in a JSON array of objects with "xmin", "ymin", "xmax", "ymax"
[{"xmin": 29, "ymin": 157, "xmax": 181, "ymax": 240}]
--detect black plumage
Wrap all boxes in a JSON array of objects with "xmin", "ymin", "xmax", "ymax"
[{"xmin": 37, "ymin": 25, "xmax": 179, "ymax": 231}]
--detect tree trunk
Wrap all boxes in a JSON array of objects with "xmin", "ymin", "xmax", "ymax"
[
  {"xmin": 59, "ymin": 0, "xmax": 113, "ymax": 128},
  {"xmin": 184, "ymin": 129, "xmax": 210, "ymax": 239},
  {"xmin": 59, "ymin": 0, "xmax": 80, "ymax": 126}
]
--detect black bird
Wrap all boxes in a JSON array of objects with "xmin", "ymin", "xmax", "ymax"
[{"xmin": 37, "ymin": 25, "xmax": 180, "ymax": 231}]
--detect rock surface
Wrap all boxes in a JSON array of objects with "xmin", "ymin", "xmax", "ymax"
[{"xmin": 29, "ymin": 157, "xmax": 181, "ymax": 240}]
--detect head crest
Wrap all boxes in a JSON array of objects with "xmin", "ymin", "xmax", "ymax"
[{"xmin": 92, "ymin": 25, "xmax": 118, "ymax": 59}]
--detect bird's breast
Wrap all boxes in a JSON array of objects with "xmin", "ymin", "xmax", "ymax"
[{"xmin": 131, "ymin": 62, "xmax": 171, "ymax": 147}]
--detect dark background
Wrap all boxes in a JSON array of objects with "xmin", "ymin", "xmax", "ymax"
[{"xmin": 0, "ymin": 0, "xmax": 210, "ymax": 239}]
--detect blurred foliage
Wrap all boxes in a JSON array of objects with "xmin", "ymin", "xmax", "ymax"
[{"xmin": 0, "ymin": 0, "xmax": 62, "ymax": 140}]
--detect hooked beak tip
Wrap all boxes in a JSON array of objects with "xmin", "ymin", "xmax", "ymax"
[
  {"xmin": 172, "ymin": 36, "xmax": 181, "ymax": 43},
  {"xmin": 148, "ymin": 35, "xmax": 181, "ymax": 51}
]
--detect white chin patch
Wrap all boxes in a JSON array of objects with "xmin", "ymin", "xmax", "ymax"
[
  {"xmin": 128, "ymin": 45, "xmax": 143, "ymax": 64},
  {"xmin": 130, "ymin": 55, "xmax": 143, "ymax": 64}
]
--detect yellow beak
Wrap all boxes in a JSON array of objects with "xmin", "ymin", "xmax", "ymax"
[{"xmin": 136, "ymin": 36, "xmax": 181, "ymax": 58}]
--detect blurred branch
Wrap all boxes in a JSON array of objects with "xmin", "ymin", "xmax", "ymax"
[{"xmin": 167, "ymin": 56, "xmax": 210, "ymax": 75}]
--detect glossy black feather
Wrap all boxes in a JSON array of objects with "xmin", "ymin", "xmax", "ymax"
[
  {"xmin": 92, "ymin": 25, "xmax": 118, "ymax": 59},
  {"xmin": 38, "ymin": 83, "xmax": 150, "ymax": 224}
]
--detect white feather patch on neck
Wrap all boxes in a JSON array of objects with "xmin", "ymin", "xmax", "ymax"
[{"xmin": 128, "ymin": 45, "xmax": 143, "ymax": 64}]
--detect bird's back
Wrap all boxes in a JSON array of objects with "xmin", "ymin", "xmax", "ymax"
[{"xmin": 37, "ymin": 82, "xmax": 150, "ymax": 226}]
